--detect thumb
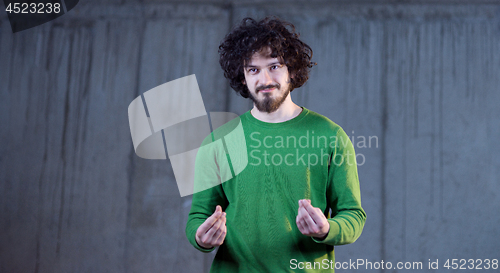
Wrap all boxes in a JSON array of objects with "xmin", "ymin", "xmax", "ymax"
[{"xmin": 215, "ymin": 205, "xmax": 222, "ymax": 213}]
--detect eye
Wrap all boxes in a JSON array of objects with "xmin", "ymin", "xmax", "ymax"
[
  {"xmin": 271, "ymin": 64, "xmax": 282, "ymax": 70},
  {"xmin": 248, "ymin": 68, "xmax": 258, "ymax": 74}
]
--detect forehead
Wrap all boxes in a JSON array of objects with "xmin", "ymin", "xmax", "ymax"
[{"xmin": 245, "ymin": 48, "xmax": 283, "ymax": 67}]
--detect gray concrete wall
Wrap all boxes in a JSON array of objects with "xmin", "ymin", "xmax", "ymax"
[{"xmin": 1, "ymin": 1, "xmax": 499, "ymax": 272}]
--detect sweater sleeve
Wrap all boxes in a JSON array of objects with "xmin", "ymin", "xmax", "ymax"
[
  {"xmin": 313, "ymin": 127, "xmax": 366, "ymax": 245},
  {"xmin": 185, "ymin": 133, "xmax": 230, "ymax": 252}
]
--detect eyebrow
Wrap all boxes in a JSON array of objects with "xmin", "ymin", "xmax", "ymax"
[{"xmin": 245, "ymin": 61, "xmax": 283, "ymax": 68}]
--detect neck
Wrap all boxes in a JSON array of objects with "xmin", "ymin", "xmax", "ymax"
[{"xmin": 250, "ymin": 96, "xmax": 303, "ymax": 123}]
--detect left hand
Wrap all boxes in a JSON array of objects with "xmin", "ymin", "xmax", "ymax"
[{"xmin": 296, "ymin": 199, "xmax": 330, "ymax": 240}]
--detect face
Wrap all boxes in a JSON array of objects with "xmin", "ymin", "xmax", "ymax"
[{"xmin": 243, "ymin": 48, "xmax": 292, "ymax": 113}]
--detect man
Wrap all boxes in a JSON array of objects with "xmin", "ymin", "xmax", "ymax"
[{"xmin": 186, "ymin": 17, "xmax": 366, "ymax": 272}]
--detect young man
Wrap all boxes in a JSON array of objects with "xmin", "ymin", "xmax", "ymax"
[{"xmin": 186, "ymin": 17, "xmax": 366, "ymax": 272}]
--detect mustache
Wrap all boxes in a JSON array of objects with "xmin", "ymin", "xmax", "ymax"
[{"xmin": 256, "ymin": 84, "xmax": 280, "ymax": 93}]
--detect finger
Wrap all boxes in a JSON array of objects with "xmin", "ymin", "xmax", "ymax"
[
  {"xmin": 211, "ymin": 226, "xmax": 224, "ymax": 245},
  {"xmin": 297, "ymin": 207, "xmax": 310, "ymax": 230},
  {"xmin": 302, "ymin": 204, "xmax": 329, "ymax": 235},
  {"xmin": 297, "ymin": 205, "xmax": 308, "ymax": 223},
  {"xmin": 297, "ymin": 203, "xmax": 318, "ymax": 234},
  {"xmin": 306, "ymin": 207, "xmax": 327, "ymax": 226},
  {"xmin": 299, "ymin": 206, "xmax": 319, "ymax": 233},
  {"xmin": 296, "ymin": 215, "xmax": 307, "ymax": 234},
  {"xmin": 302, "ymin": 199, "xmax": 315, "ymax": 213},
  {"xmin": 296, "ymin": 209, "xmax": 306, "ymax": 227},
  {"xmin": 198, "ymin": 214, "xmax": 221, "ymax": 235},
  {"xmin": 214, "ymin": 223, "xmax": 227, "ymax": 245},
  {"xmin": 309, "ymin": 208, "xmax": 327, "ymax": 226},
  {"xmin": 302, "ymin": 201, "xmax": 324, "ymax": 224},
  {"xmin": 208, "ymin": 214, "xmax": 226, "ymax": 247},
  {"xmin": 199, "ymin": 219, "xmax": 223, "ymax": 246},
  {"xmin": 214, "ymin": 214, "xmax": 227, "ymax": 240},
  {"xmin": 198, "ymin": 211, "xmax": 225, "ymax": 247},
  {"xmin": 205, "ymin": 216, "xmax": 224, "ymax": 238},
  {"xmin": 212, "ymin": 213, "xmax": 227, "ymax": 242},
  {"xmin": 197, "ymin": 207, "xmax": 222, "ymax": 236}
]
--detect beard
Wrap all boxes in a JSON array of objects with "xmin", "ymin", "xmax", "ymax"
[{"xmin": 248, "ymin": 83, "xmax": 291, "ymax": 113}]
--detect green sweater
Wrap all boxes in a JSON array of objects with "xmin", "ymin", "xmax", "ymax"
[{"xmin": 186, "ymin": 107, "xmax": 366, "ymax": 272}]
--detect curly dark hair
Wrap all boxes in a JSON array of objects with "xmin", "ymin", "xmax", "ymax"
[{"xmin": 218, "ymin": 16, "xmax": 315, "ymax": 98}]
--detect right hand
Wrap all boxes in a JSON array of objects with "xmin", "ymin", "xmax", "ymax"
[{"xmin": 195, "ymin": 205, "xmax": 227, "ymax": 249}]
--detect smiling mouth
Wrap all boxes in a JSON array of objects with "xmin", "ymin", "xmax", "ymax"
[
  {"xmin": 257, "ymin": 85, "xmax": 279, "ymax": 93},
  {"xmin": 259, "ymin": 88, "xmax": 275, "ymax": 93}
]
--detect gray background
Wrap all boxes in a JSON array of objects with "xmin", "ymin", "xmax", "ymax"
[{"xmin": 1, "ymin": 0, "xmax": 500, "ymax": 272}]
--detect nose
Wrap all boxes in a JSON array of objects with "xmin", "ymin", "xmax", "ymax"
[{"xmin": 259, "ymin": 69, "xmax": 273, "ymax": 85}]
